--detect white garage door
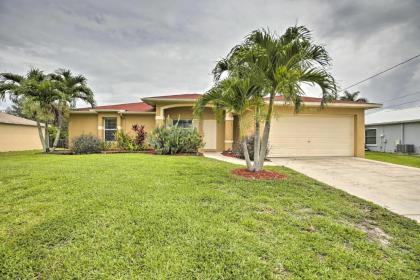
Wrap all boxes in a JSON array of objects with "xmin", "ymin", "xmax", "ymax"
[{"xmin": 269, "ymin": 114, "xmax": 354, "ymax": 157}]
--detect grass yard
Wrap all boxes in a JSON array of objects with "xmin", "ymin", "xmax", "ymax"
[
  {"xmin": 0, "ymin": 152, "xmax": 419, "ymax": 279},
  {"xmin": 366, "ymin": 151, "xmax": 420, "ymax": 168}
]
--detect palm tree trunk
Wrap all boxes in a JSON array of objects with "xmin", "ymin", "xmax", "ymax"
[
  {"xmin": 253, "ymin": 107, "xmax": 261, "ymax": 172},
  {"xmin": 36, "ymin": 121, "xmax": 46, "ymax": 152},
  {"xmin": 44, "ymin": 122, "xmax": 50, "ymax": 152},
  {"xmin": 241, "ymin": 137, "xmax": 252, "ymax": 170},
  {"xmin": 238, "ymin": 116, "xmax": 252, "ymax": 170},
  {"xmin": 258, "ymin": 92, "xmax": 275, "ymax": 168},
  {"xmin": 52, "ymin": 114, "xmax": 63, "ymax": 151}
]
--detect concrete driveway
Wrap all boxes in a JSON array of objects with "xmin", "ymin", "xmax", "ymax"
[{"xmin": 270, "ymin": 157, "xmax": 420, "ymax": 222}]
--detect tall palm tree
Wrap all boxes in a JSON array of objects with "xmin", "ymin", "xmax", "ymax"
[
  {"xmin": 339, "ymin": 90, "xmax": 368, "ymax": 103},
  {"xmin": 213, "ymin": 26, "xmax": 337, "ymax": 170},
  {"xmin": 49, "ymin": 69, "xmax": 95, "ymax": 150},
  {"xmin": 194, "ymin": 76, "xmax": 265, "ymax": 170},
  {"xmin": 0, "ymin": 68, "xmax": 62, "ymax": 152}
]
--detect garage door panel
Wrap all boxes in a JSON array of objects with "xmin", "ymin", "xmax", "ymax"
[
  {"xmin": 269, "ymin": 114, "xmax": 354, "ymax": 157},
  {"xmin": 269, "ymin": 137, "xmax": 352, "ymax": 144}
]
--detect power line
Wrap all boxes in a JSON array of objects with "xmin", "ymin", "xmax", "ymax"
[
  {"xmin": 381, "ymin": 91, "xmax": 420, "ymax": 103},
  {"xmin": 340, "ymin": 54, "xmax": 420, "ymax": 92},
  {"xmin": 383, "ymin": 98, "xmax": 420, "ymax": 109}
]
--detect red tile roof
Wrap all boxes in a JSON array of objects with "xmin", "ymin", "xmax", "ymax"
[
  {"xmin": 75, "ymin": 102, "xmax": 154, "ymax": 112},
  {"xmin": 145, "ymin": 93, "xmax": 362, "ymax": 103},
  {"xmin": 74, "ymin": 94, "xmax": 372, "ymax": 113},
  {"xmin": 269, "ymin": 95, "xmax": 364, "ymax": 104}
]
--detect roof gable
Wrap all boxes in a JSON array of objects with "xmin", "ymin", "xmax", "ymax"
[{"xmin": 75, "ymin": 102, "xmax": 154, "ymax": 112}]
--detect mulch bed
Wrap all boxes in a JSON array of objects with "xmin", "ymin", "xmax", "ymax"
[
  {"xmin": 101, "ymin": 149, "xmax": 154, "ymax": 154},
  {"xmin": 50, "ymin": 149, "xmax": 202, "ymax": 156},
  {"xmin": 232, "ymin": 168, "xmax": 286, "ymax": 181}
]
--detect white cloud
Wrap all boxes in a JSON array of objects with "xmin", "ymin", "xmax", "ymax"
[{"xmin": 1, "ymin": 0, "xmax": 419, "ymax": 110}]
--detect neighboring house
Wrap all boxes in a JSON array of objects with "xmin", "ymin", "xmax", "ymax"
[
  {"xmin": 365, "ymin": 107, "xmax": 420, "ymax": 154},
  {"xmin": 0, "ymin": 112, "xmax": 44, "ymax": 152},
  {"xmin": 69, "ymin": 93, "xmax": 381, "ymax": 157}
]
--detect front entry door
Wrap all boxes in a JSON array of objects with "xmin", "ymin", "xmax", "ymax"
[{"xmin": 203, "ymin": 120, "xmax": 217, "ymax": 150}]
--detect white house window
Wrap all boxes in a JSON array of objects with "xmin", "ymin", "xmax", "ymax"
[
  {"xmin": 173, "ymin": 119, "xmax": 192, "ymax": 128},
  {"xmin": 365, "ymin": 128, "xmax": 377, "ymax": 145},
  {"xmin": 104, "ymin": 118, "xmax": 117, "ymax": 141}
]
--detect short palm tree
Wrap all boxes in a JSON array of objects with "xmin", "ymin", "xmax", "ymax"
[
  {"xmin": 0, "ymin": 68, "xmax": 62, "ymax": 152},
  {"xmin": 339, "ymin": 90, "xmax": 368, "ymax": 103},
  {"xmin": 194, "ymin": 76, "xmax": 265, "ymax": 170},
  {"xmin": 49, "ymin": 69, "xmax": 95, "ymax": 150},
  {"xmin": 213, "ymin": 26, "xmax": 337, "ymax": 170}
]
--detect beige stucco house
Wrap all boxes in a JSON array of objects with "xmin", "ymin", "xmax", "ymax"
[
  {"xmin": 0, "ymin": 112, "xmax": 44, "ymax": 152},
  {"xmin": 69, "ymin": 93, "xmax": 381, "ymax": 157}
]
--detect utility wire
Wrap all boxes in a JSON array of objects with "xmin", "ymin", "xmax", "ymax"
[
  {"xmin": 383, "ymin": 98, "xmax": 420, "ymax": 109},
  {"xmin": 339, "ymin": 54, "xmax": 420, "ymax": 92},
  {"xmin": 381, "ymin": 91, "xmax": 420, "ymax": 103}
]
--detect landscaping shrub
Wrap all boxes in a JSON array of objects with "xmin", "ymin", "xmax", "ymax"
[
  {"xmin": 100, "ymin": 140, "xmax": 116, "ymax": 151},
  {"xmin": 148, "ymin": 124, "xmax": 203, "ymax": 155},
  {"xmin": 132, "ymin": 124, "xmax": 147, "ymax": 148},
  {"xmin": 71, "ymin": 134, "xmax": 102, "ymax": 154},
  {"xmin": 234, "ymin": 135, "xmax": 270, "ymax": 160},
  {"xmin": 116, "ymin": 131, "xmax": 138, "ymax": 151}
]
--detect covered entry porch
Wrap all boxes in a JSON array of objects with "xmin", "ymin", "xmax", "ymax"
[{"xmin": 154, "ymin": 103, "xmax": 234, "ymax": 152}]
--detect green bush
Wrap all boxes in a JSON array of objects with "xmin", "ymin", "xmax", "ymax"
[
  {"xmin": 100, "ymin": 141, "xmax": 116, "ymax": 151},
  {"xmin": 116, "ymin": 131, "xmax": 139, "ymax": 151},
  {"xmin": 148, "ymin": 124, "xmax": 204, "ymax": 155},
  {"xmin": 71, "ymin": 134, "xmax": 102, "ymax": 154}
]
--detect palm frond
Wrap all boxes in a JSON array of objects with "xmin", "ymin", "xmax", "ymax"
[
  {"xmin": 300, "ymin": 68, "xmax": 337, "ymax": 106},
  {"xmin": 212, "ymin": 58, "xmax": 230, "ymax": 82},
  {"xmin": 0, "ymin": 73, "xmax": 24, "ymax": 83}
]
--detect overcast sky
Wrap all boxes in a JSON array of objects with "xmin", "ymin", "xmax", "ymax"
[{"xmin": 1, "ymin": 0, "xmax": 419, "ymax": 111}]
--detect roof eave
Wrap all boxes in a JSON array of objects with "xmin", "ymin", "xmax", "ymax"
[
  {"xmin": 122, "ymin": 111, "xmax": 156, "ymax": 115},
  {"xmin": 141, "ymin": 98, "xmax": 197, "ymax": 105},
  {"xmin": 272, "ymin": 101, "xmax": 382, "ymax": 109},
  {"xmin": 0, "ymin": 121, "xmax": 45, "ymax": 127},
  {"xmin": 70, "ymin": 110, "xmax": 155, "ymax": 114},
  {"xmin": 366, "ymin": 119, "xmax": 420, "ymax": 126}
]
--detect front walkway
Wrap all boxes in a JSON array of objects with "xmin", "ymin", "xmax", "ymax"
[{"xmin": 204, "ymin": 153, "xmax": 420, "ymax": 222}]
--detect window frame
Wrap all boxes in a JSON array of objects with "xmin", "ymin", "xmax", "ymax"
[
  {"xmin": 103, "ymin": 117, "xmax": 118, "ymax": 142},
  {"xmin": 365, "ymin": 128, "xmax": 377, "ymax": 146},
  {"xmin": 173, "ymin": 119, "xmax": 193, "ymax": 129}
]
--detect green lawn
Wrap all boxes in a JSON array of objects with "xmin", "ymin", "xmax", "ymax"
[
  {"xmin": 366, "ymin": 151, "xmax": 420, "ymax": 168},
  {"xmin": 0, "ymin": 152, "xmax": 419, "ymax": 279}
]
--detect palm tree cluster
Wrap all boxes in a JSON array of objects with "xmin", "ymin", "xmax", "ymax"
[
  {"xmin": 195, "ymin": 26, "xmax": 337, "ymax": 172},
  {"xmin": 339, "ymin": 90, "xmax": 368, "ymax": 103},
  {"xmin": 0, "ymin": 68, "xmax": 95, "ymax": 152}
]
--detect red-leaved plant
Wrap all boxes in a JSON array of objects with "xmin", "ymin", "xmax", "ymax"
[{"xmin": 132, "ymin": 124, "xmax": 147, "ymax": 148}]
